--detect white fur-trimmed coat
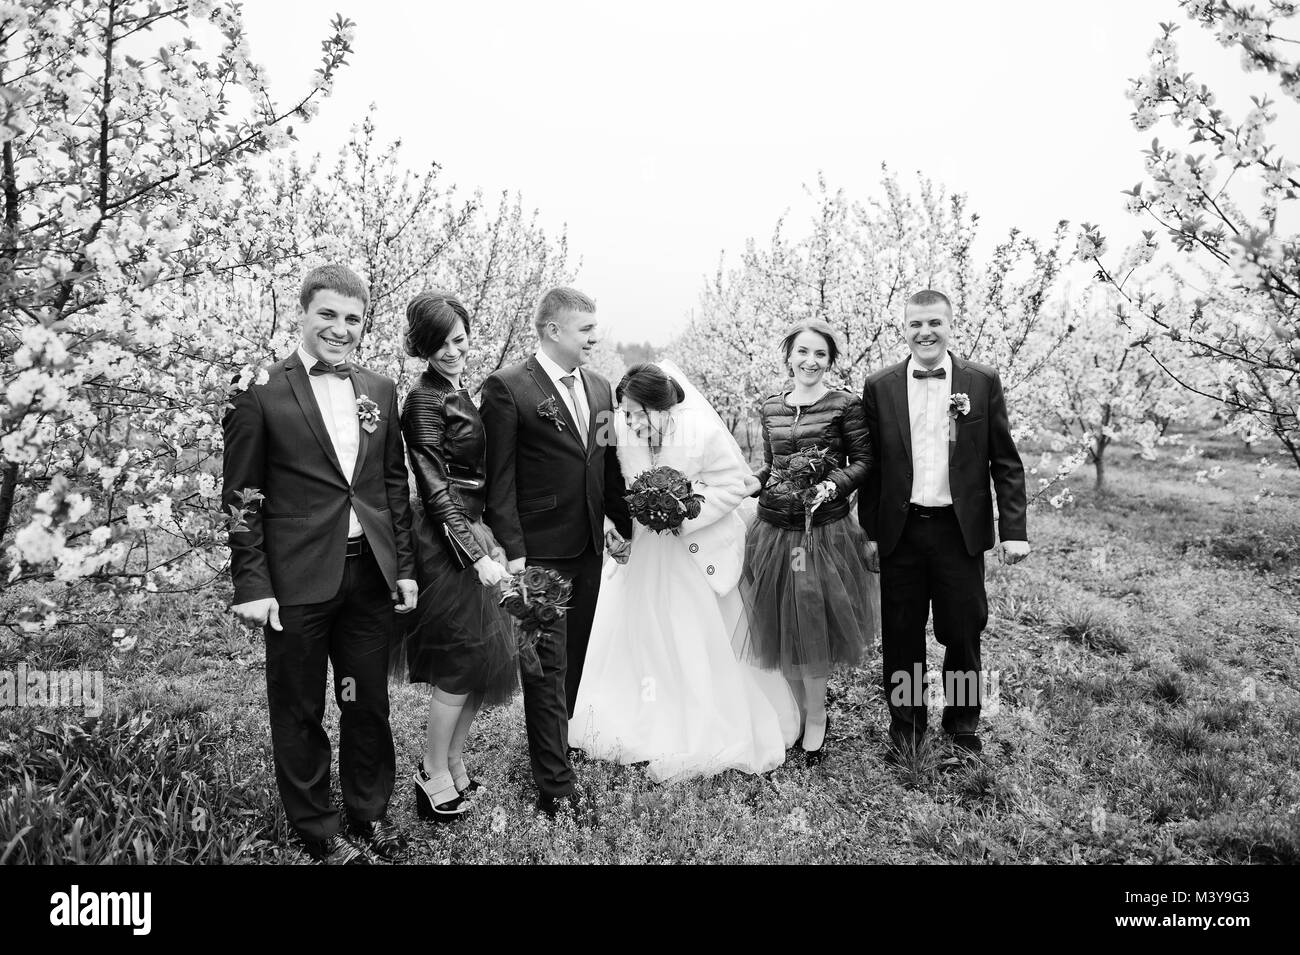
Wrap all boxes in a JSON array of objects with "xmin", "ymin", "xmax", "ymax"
[{"xmin": 613, "ymin": 407, "xmax": 759, "ymax": 595}]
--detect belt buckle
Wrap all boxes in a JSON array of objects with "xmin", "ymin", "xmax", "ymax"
[{"xmin": 345, "ymin": 536, "xmax": 366, "ymax": 558}]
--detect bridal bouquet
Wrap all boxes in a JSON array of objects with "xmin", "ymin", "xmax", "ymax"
[
  {"xmin": 773, "ymin": 445, "xmax": 835, "ymax": 536},
  {"xmin": 499, "ymin": 567, "xmax": 573, "ymax": 674},
  {"xmin": 626, "ymin": 465, "xmax": 704, "ymax": 535}
]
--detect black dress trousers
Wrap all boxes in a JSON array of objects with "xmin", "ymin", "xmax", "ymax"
[
  {"xmin": 264, "ymin": 548, "xmax": 396, "ymax": 841},
  {"xmin": 521, "ymin": 540, "xmax": 602, "ymax": 799},
  {"xmin": 880, "ymin": 506, "xmax": 988, "ymax": 748}
]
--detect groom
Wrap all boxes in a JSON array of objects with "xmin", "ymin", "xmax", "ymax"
[
  {"xmin": 223, "ymin": 264, "xmax": 417, "ymax": 863},
  {"xmin": 859, "ymin": 289, "xmax": 1029, "ymax": 763},
  {"xmin": 481, "ymin": 286, "xmax": 633, "ymax": 816}
]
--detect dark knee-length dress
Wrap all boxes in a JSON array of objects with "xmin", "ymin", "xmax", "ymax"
[{"xmin": 396, "ymin": 366, "xmax": 518, "ymax": 705}]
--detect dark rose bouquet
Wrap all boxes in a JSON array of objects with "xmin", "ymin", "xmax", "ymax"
[
  {"xmin": 499, "ymin": 566, "xmax": 573, "ymax": 674},
  {"xmin": 625, "ymin": 465, "xmax": 704, "ymax": 535},
  {"xmin": 771, "ymin": 445, "xmax": 836, "ymax": 535}
]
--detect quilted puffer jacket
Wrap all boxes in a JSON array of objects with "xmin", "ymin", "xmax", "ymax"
[
  {"xmin": 401, "ymin": 367, "xmax": 489, "ymax": 565},
  {"xmin": 755, "ymin": 389, "xmax": 873, "ymax": 531}
]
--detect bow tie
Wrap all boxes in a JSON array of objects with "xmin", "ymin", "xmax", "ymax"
[
  {"xmin": 309, "ymin": 361, "xmax": 351, "ymax": 379},
  {"xmin": 912, "ymin": 367, "xmax": 946, "ymax": 380}
]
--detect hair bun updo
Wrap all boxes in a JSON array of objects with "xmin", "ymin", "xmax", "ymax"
[{"xmin": 616, "ymin": 362, "xmax": 685, "ymax": 411}]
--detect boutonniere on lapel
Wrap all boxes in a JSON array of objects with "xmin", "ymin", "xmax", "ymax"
[
  {"xmin": 356, "ymin": 395, "xmax": 381, "ymax": 434},
  {"xmin": 537, "ymin": 396, "xmax": 567, "ymax": 431},
  {"xmin": 948, "ymin": 393, "xmax": 970, "ymax": 443}
]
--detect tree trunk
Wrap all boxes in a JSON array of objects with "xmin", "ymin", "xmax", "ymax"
[
  {"xmin": 1093, "ymin": 449, "xmax": 1106, "ymax": 491},
  {"xmin": 0, "ymin": 460, "xmax": 18, "ymax": 551}
]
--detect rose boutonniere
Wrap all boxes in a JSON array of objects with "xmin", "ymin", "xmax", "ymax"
[
  {"xmin": 357, "ymin": 395, "xmax": 381, "ymax": 434},
  {"xmin": 537, "ymin": 396, "xmax": 566, "ymax": 431},
  {"xmin": 948, "ymin": 393, "xmax": 970, "ymax": 443}
]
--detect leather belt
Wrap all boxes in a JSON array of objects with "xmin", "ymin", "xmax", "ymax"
[
  {"xmin": 909, "ymin": 504, "xmax": 954, "ymax": 518},
  {"xmin": 345, "ymin": 536, "xmax": 369, "ymax": 558}
]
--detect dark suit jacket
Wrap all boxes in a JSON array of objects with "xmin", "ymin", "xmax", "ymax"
[
  {"xmin": 222, "ymin": 352, "xmax": 415, "ymax": 605},
  {"xmin": 480, "ymin": 355, "xmax": 633, "ymax": 562},
  {"xmin": 858, "ymin": 354, "xmax": 1027, "ymax": 558}
]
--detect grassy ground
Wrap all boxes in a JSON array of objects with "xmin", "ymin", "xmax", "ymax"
[{"xmin": 2, "ymin": 427, "xmax": 1298, "ymax": 863}]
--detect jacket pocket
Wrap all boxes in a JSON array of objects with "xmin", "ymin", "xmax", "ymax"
[
  {"xmin": 264, "ymin": 512, "xmax": 309, "ymax": 520},
  {"xmin": 518, "ymin": 494, "xmax": 557, "ymax": 516}
]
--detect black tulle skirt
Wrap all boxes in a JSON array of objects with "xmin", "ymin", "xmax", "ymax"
[
  {"xmin": 392, "ymin": 499, "xmax": 519, "ymax": 707},
  {"xmin": 739, "ymin": 513, "xmax": 880, "ymax": 680}
]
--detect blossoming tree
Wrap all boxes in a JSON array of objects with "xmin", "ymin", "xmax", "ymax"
[
  {"xmin": 1045, "ymin": 286, "xmax": 1201, "ymax": 490},
  {"xmin": 673, "ymin": 169, "xmax": 1088, "ymax": 500},
  {"xmin": 0, "ymin": 0, "xmax": 353, "ymax": 607},
  {"xmin": 1077, "ymin": 0, "xmax": 1299, "ymax": 468}
]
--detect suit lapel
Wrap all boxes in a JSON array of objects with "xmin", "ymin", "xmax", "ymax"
[
  {"xmin": 285, "ymin": 355, "xmax": 347, "ymax": 480},
  {"xmin": 948, "ymin": 355, "xmax": 972, "ymax": 467},
  {"xmin": 578, "ymin": 367, "xmax": 601, "ymax": 458},
  {"xmin": 346, "ymin": 367, "xmax": 371, "ymax": 486},
  {"xmin": 526, "ymin": 357, "xmax": 586, "ymax": 454},
  {"xmin": 888, "ymin": 360, "xmax": 913, "ymax": 466}
]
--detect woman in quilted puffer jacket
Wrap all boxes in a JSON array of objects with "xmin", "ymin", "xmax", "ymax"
[{"xmin": 740, "ymin": 319, "xmax": 880, "ymax": 762}]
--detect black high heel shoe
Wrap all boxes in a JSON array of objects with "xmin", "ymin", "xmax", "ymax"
[
  {"xmin": 802, "ymin": 713, "xmax": 831, "ymax": 765},
  {"xmin": 413, "ymin": 764, "xmax": 468, "ymax": 822}
]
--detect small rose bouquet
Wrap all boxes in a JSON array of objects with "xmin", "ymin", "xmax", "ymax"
[
  {"xmin": 772, "ymin": 445, "xmax": 835, "ymax": 536},
  {"xmin": 356, "ymin": 395, "xmax": 381, "ymax": 433},
  {"xmin": 948, "ymin": 393, "xmax": 970, "ymax": 442},
  {"xmin": 537, "ymin": 396, "xmax": 566, "ymax": 431},
  {"xmin": 499, "ymin": 566, "xmax": 573, "ymax": 675},
  {"xmin": 625, "ymin": 465, "xmax": 704, "ymax": 535}
]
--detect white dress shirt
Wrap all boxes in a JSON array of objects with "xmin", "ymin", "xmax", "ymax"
[
  {"xmin": 535, "ymin": 348, "xmax": 590, "ymax": 442},
  {"xmin": 297, "ymin": 346, "xmax": 363, "ymax": 537},
  {"xmin": 907, "ymin": 351, "xmax": 954, "ymax": 507}
]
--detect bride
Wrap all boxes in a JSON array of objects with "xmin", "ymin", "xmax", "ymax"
[{"xmin": 570, "ymin": 361, "xmax": 799, "ymax": 783}]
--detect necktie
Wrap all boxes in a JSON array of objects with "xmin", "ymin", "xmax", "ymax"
[
  {"xmin": 560, "ymin": 375, "xmax": 587, "ymax": 448},
  {"xmin": 310, "ymin": 361, "xmax": 351, "ymax": 379},
  {"xmin": 912, "ymin": 367, "xmax": 946, "ymax": 380}
]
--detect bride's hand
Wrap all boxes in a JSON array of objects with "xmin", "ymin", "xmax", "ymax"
[{"xmin": 605, "ymin": 529, "xmax": 631, "ymax": 564}]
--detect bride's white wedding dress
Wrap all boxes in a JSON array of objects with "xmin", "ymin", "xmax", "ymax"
[{"xmin": 569, "ymin": 362, "xmax": 799, "ymax": 783}]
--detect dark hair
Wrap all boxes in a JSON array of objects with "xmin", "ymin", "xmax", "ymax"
[
  {"xmin": 300, "ymin": 263, "xmax": 369, "ymax": 312},
  {"xmin": 780, "ymin": 319, "xmax": 840, "ymax": 366},
  {"xmin": 905, "ymin": 289, "xmax": 952, "ymax": 315},
  {"xmin": 616, "ymin": 362, "xmax": 684, "ymax": 411},
  {"xmin": 534, "ymin": 286, "xmax": 596, "ymax": 335},
  {"xmin": 405, "ymin": 291, "xmax": 471, "ymax": 359}
]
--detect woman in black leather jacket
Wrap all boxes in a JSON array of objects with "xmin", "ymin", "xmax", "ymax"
[
  {"xmin": 398, "ymin": 292, "xmax": 518, "ymax": 822},
  {"xmin": 740, "ymin": 319, "xmax": 880, "ymax": 761}
]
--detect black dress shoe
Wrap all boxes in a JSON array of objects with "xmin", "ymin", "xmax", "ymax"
[
  {"xmin": 301, "ymin": 833, "xmax": 370, "ymax": 865},
  {"xmin": 348, "ymin": 814, "xmax": 408, "ymax": 861},
  {"xmin": 536, "ymin": 788, "xmax": 585, "ymax": 819},
  {"xmin": 937, "ymin": 733, "xmax": 983, "ymax": 772}
]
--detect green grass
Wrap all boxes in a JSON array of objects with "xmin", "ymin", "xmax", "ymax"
[{"xmin": 2, "ymin": 428, "xmax": 1298, "ymax": 863}]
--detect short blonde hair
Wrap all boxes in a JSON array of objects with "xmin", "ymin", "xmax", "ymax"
[
  {"xmin": 534, "ymin": 286, "xmax": 595, "ymax": 336},
  {"xmin": 300, "ymin": 264, "xmax": 369, "ymax": 313}
]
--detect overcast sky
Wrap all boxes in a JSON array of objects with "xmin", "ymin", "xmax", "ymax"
[{"xmin": 241, "ymin": 0, "xmax": 1283, "ymax": 345}]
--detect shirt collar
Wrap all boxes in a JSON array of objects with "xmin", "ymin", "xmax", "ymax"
[
  {"xmin": 296, "ymin": 345, "xmax": 323, "ymax": 371},
  {"xmin": 907, "ymin": 350, "xmax": 952, "ymax": 380},
  {"xmin": 535, "ymin": 348, "xmax": 580, "ymax": 386}
]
